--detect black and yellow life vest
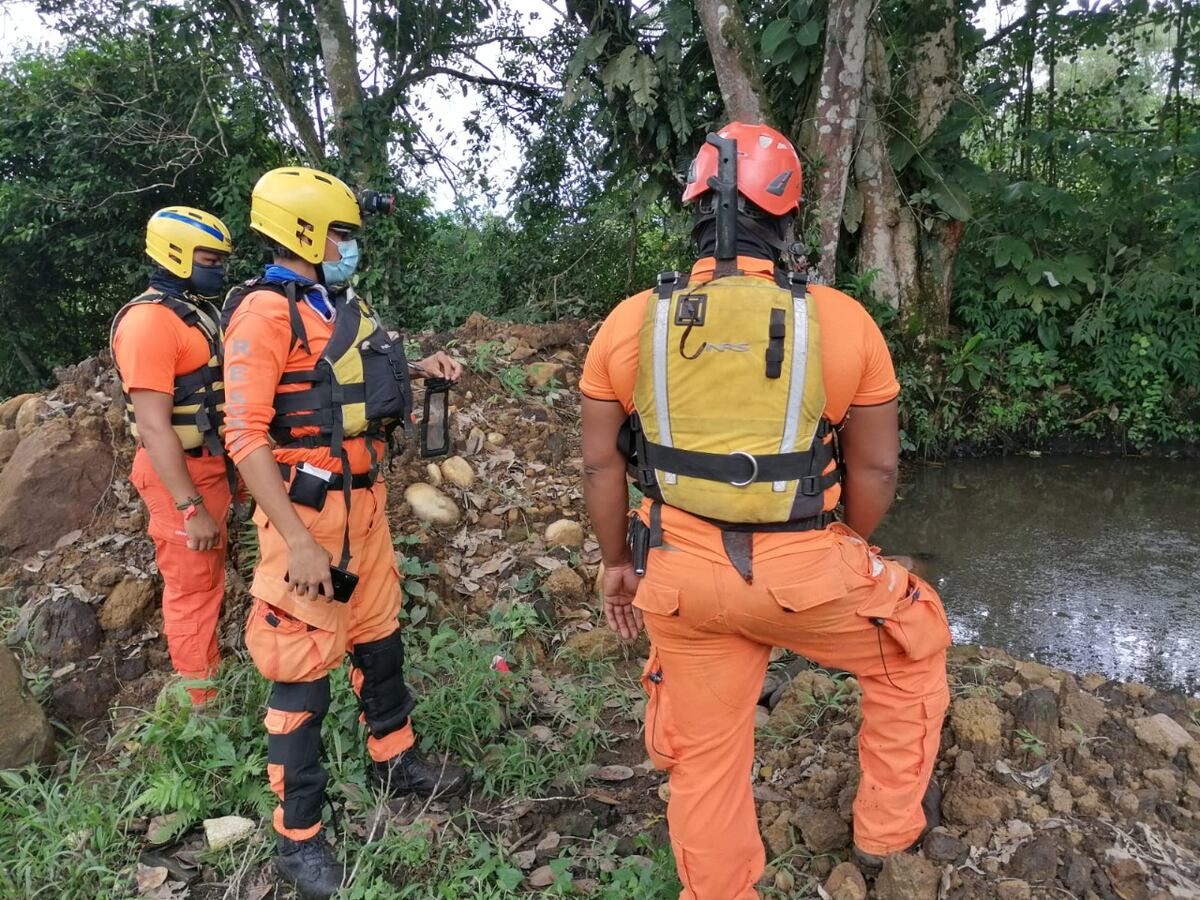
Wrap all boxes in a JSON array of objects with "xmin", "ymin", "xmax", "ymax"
[
  {"xmin": 625, "ymin": 269, "xmax": 839, "ymax": 529},
  {"xmin": 222, "ymin": 279, "xmax": 414, "ymax": 459},
  {"xmin": 111, "ymin": 291, "xmax": 226, "ymax": 455}
]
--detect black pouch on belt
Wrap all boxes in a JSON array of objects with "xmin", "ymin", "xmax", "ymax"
[{"xmin": 288, "ymin": 466, "xmax": 331, "ymax": 511}]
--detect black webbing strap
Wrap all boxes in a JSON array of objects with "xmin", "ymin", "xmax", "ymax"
[
  {"xmin": 641, "ymin": 440, "xmax": 840, "ymax": 491},
  {"xmin": 284, "ymin": 282, "xmax": 310, "ymax": 354},
  {"xmin": 657, "ymin": 271, "xmax": 682, "ymax": 301},
  {"xmin": 338, "ymin": 448, "xmax": 353, "ymax": 569},
  {"xmin": 648, "ymin": 499, "xmax": 663, "ymax": 548},
  {"xmin": 766, "ymin": 308, "xmax": 786, "ymax": 379}
]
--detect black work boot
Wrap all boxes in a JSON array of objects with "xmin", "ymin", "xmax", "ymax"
[
  {"xmin": 368, "ymin": 749, "xmax": 469, "ymax": 799},
  {"xmin": 275, "ymin": 833, "xmax": 345, "ymax": 899},
  {"xmin": 853, "ymin": 778, "xmax": 942, "ymax": 875}
]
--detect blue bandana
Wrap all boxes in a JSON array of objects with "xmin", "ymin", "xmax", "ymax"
[{"xmin": 262, "ymin": 264, "xmax": 334, "ymax": 320}]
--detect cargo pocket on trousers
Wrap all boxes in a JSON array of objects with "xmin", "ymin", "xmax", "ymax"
[
  {"xmin": 633, "ymin": 583, "xmax": 680, "ymax": 617},
  {"xmin": 877, "ymin": 575, "xmax": 952, "ymax": 662},
  {"xmin": 641, "ymin": 649, "xmax": 680, "ymax": 770},
  {"xmin": 766, "ymin": 560, "xmax": 847, "ymax": 614},
  {"xmin": 246, "ymin": 600, "xmax": 324, "ymax": 684}
]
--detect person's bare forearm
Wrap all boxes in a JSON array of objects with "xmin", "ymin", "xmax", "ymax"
[
  {"xmin": 583, "ymin": 464, "xmax": 632, "ymax": 567},
  {"xmin": 841, "ymin": 466, "xmax": 897, "ymax": 541},
  {"xmin": 235, "ymin": 446, "xmax": 311, "ymax": 547},
  {"xmin": 139, "ymin": 423, "xmax": 198, "ymax": 505}
]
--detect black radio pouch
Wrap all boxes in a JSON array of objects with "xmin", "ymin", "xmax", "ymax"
[{"xmin": 288, "ymin": 467, "xmax": 330, "ymax": 511}]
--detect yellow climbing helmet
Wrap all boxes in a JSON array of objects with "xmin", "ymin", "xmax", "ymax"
[
  {"xmin": 145, "ymin": 207, "xmax": 233, "ymax": 279},
  {"xmin": 250, "ymin": 167, "xmax": 362, "ymax": 263}
]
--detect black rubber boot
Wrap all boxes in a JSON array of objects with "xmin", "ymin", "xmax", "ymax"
[
  {"xmin": 368, "ymin": 749, "xmax": 469, "ymax": 799},
  {"xmin": 853, "ymin": 778, "xmax": 942, "ymax": 875},
  {"xmin": 275, "ymin": 833, "xmax": 345, "ymax": 899}
]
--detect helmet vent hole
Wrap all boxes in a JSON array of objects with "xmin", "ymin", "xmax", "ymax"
[{"xmin": 315, "ymin": 175, "xmax": 332, "ymax": 184}]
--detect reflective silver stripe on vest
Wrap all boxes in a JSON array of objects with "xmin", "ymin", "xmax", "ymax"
[
  {"xmin": 652, "ymin": 294, "xmax": 677, "ymax": 485},
  {"xmin": 775, "ymin": 291, "xmax": 810, "ymax": 491}
]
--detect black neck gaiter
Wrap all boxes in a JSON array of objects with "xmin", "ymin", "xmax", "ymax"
[
  {"xmin": 692, "ymin": 214, "xmax": 790, "ymax": 266},
  {"xmin": 148, "ymin": 266, "xmax": 191, "ymax": 298}
]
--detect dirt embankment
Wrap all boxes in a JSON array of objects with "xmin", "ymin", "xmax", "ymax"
[{"xmin": 0, "ymin": 314, "xmax": 1197, "ymax": 899}]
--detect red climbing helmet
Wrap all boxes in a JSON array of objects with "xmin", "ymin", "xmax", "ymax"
[{"xmin": 682, "ymin": 122, "xmax": 803, "ymax": 216}]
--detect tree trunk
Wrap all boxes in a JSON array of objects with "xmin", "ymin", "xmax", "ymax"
[
  {"xmin": 312, "ymin": 0, "xmax": 377, "ymax": 182},
  {"xmin": 214, "ymin": 0, "xmax": 325, "ymax": 161},
  {"xmin": 694, "ymin": 0, "xmax": 768, "ymax": 123},
  {"xmin": 812, "ymin": 0, "xmax": 871, "ymax": 284},
  {"xmin": 855, "ymin": 34, "xmax": 919, "ymax": 311}
]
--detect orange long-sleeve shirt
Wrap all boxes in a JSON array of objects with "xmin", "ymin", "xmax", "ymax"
[{"xmin": 223, "ymin": 289, "xmax": 382, "ymax": 474}]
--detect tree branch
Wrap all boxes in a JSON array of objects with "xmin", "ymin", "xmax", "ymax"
[{"xmin": 214, "ymin": 0, "xmax": 325, "ymax": 161}]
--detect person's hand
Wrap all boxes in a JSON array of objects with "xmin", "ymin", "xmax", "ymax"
[
  {"xmin": 287, "ymin": 534, "xmax": 333, "ymax": 600},
  {"xmin": 183, "ymin": 506, "xmax": 221, "ymax": 551},
  {"xmin": 414, "ymin": 351, "xmax": 463, "ymax": 382},
  {"xmin": 602, "ymin": 562, "xmax": 644, "ymax": 640}
]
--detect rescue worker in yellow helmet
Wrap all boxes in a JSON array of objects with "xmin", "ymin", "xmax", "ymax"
[
  {"xmin": 222, "ymin": 167, "xmax": 467, "ymax": 898},
  {"xmin": 111, "ymin": 207, "xmax": 234, "ymax": 706}
]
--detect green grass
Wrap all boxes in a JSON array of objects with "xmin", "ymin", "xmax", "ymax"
[{"xmin": 0, "ymin": 622, "xmax": 678, "ymax": 898}]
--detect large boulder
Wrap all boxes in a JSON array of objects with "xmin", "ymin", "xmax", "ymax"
[
  {"xmin": 32, "ymin": 598, "xmax": 102, "ymax": 662},
  {"xmin": 0, "ymin": 429, "xmax": 19, "ymax": 472},
  {"xmin": 0, "ymin": 393, "xmax": 37, "ymax": 429},
  {"xmin": 0, "ymin": 418, "xmax": 113, "ymax": 557},
  {"xmin": 0, "ymin": 645, "xmax": 54, "ymax": 768}
]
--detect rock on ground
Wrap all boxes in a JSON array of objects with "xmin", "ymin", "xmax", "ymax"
[
  {"xmin": 440, "ymin": 456, "xmax": 476, "ymax": 488},
  {"xmin": 543, "ymin": 566, "xmax": 585, "ymax": 604},
  {"xmin": 0, "ymin": 393, "xmax": 36, "ymax": 429},
  {"xmin": 1132, "ymin": 713, "xmax": 1194, "ymax": 758},
  {"xmin": 562, "ymin": 628, "xmax": 622, "ymax": 662},
  {"xmin": 50, "ymin": 664, "xmax": 116, "ymax": 724},
  {"xmin": 768, "ymin": 670, "xmax": 838, "ymax": 737},
  {"xmin": 0, "ymin": 646, "xmax": 54, "ymax": 768},
  {"xmin": 950, "ymin": 697, "xmax": 1004, "ymax": 762},
  {"xmin": 99, "ymin": 577, "xmax": 156, "ymax": 632},
  {"xmin": 404, "ymin": 483, "xmax": 461, "ymax": 526},
  {"xmin": 32, "ymin": 597, "xmax": 102, "ymax": 662},
  {"xmin": 824, "ymin": 861, "xmax": 867, "ymax": 900},
  {"xmin": 798, "ymin": 806, "xmax": 850, "ymax": 854},
  {"xmin": 203, "ymin": 815, "xmax": 256, "ymax": 850},
  {"xmin": 874, "ymin": 853, "xmax": 940, "ymax": 900},
  {"xmin": 14, "ymin": 397, "xmax": 49, "ymax": 437},
  {"xmin": 0, "ymin": 418, "xmax": 113, "ymax": 557},
  {"xmin": 544, "ymin": 518, "xmax": 584, "ymax": 547},
  {"xmin": 0, "ymin": 429, "xmax": 18, "ymax": 471},
  {"xmin": 1060, "ymin": 688, "xmax": 1107, "ymax": 735}
]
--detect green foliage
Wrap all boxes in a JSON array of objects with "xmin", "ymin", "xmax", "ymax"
[
  {"xmin": 0, "ymin": 625, "xmax": 671, "ymax": 897},
  {"xmin": 0, "ymin": 33, "xmax": 284, "ymax": 395}
]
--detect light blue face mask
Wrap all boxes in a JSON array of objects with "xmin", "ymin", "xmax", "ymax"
[{"xmin": 321, "ymin": 237, "xmax": 359, "ymax": 285}]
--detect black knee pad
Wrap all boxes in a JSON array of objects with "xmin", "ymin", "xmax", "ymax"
[
  {"xmin": 351, "ymin": 630, "xmax": 416, "ymax": 739},
  {"xmin": 268, "ymin": 677, "xmax": 331, "ymax": 830}
]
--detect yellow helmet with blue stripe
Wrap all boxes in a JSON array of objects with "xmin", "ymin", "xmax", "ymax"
[{"xmin": 145, "ymin": 207, "xmax": 233, "ymax": 279}]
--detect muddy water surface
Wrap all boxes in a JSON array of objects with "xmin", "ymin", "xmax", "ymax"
[{"xmin": 875, "ymin": 457, "xmax": 1200, "ymax": 694}]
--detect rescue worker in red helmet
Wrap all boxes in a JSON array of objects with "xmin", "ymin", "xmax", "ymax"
[{"xmin": 581, "ymin": 122, "xmax": 951, "ymax": 898}]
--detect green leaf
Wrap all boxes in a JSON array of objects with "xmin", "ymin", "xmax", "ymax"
[
  {"xmin": 992, "ymin": 236, "xmax": 1033, "ymax": 270},
  {"xmin": 795, "ymin": 19, "xmax": 822, "ymax": 46},
  {"xmin": 761, "ymin": 20, "xmax": 793, "ymax": 56},
  {"xmin": 929, "ymin": 182, "xmax": 971, "ymax": 220}
]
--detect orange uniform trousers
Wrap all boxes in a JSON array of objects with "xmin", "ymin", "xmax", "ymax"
[
  {"xmin": 244, "ymin": 478, "xmax": 415, "ymax": 840},
  {"xmin": 635, "ymin": 524, "xmax": 951, "ymax": 900},
  {"xmin": 129, "ymin": 447, "xmax": 231, "ymax": 705}
]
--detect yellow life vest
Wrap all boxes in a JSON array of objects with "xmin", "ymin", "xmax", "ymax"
[
  {"xmin": 222, "ymin": 280, "xmax": 413, "ymax": 458},
  {"xmin": 629, "ymin": 270, "xmax": 838, "ymax": 526},
  {"xmin": 111, "ymin": 291, "xmax": 226, "ymax": 454}
]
